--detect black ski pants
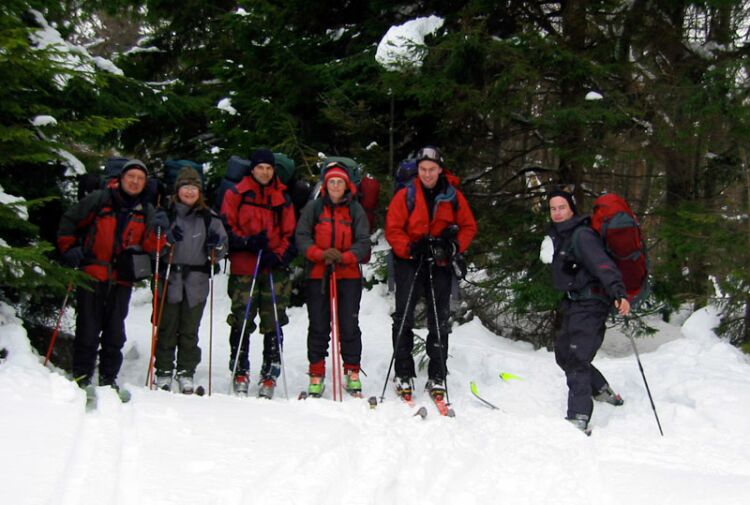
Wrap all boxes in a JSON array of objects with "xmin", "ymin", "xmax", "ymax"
[
  {"xmin": 306, "ymin": 277, "xmax": 363, "ymax": 368},
  {"xmin": 554, "ymin": 298, "xmax": 610, "ymax": 419},
  {"xmin": 73, "ymin": 280, "xmax": 132, "ymax": 383},
  {"xmin": 391, "ymin": 257, "xmax": 452, "ymax": 382}
]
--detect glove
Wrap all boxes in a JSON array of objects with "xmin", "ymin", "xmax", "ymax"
[
  {"xmin": 245, "ymin": 232, "xmax": 269, "ymax": 253},
  {"xmin": 322, "ymin": 248, "xmax": 343, "ymax": 265},
  {"xmin": 259, "ymin": 251, "xmax": 281, "ymax": 269},
  {"xmin": 166, "ymin": 225, "xmax": 183, "ymax": 244},
  {"xmin": 451, "ymin": 253, "xmax": 467, "ymax": 279},
  {"xmin": 408, "ymin": 236, "xmax": 430, "ymax": 259},
  {"xmin": 205, "ymin": 230, "xmax": 221, "ymax": 249},
  {"xmin": 441, "ymin": 225, "xmax": 459, "ymax": 241},
  {"xmin": 152, "ymin": 210, "xmax": 170, "ymax": 232},
  {"xmin": 62, "ymin": 246, "xmax": 85, "ymax": 268}
]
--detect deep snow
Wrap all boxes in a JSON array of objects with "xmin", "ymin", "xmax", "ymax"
[{"xmin": 2, "ymin": 265, "xmax": 750, "ymax": 505}]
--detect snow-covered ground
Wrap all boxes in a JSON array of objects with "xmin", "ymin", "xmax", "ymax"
[{"xmin": 2, "ymin": 268, "xmax": 750, "ymax": 505}]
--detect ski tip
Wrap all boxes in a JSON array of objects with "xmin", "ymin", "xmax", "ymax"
[
  {"xmin": 367, "ymin": 396, "xmax": 378, "ymax": 408},
  {"xmin": 499, "ymin": 372, "xmax": 522, "ymax": 381},
  {"xmin": 298, "ymin": 391, "xmax": 309, "ymax": 400},
  {"xmin": 415, "ymin": 406, "xmax": 428, "ymax": 419},
  {"xmin": 195, "ymin": 385, "xmax": 206, "ymax": 396},
  {"xmin": 446, "ymin": 408, "xmax": 456, "ymax": 418},
  {"xmin": 470, "ymin": 381, "xmax": 479, "ymax": 394},
  {"xmin": 117, "ymin": 389, "xmax": 132, "ymax": 403}
]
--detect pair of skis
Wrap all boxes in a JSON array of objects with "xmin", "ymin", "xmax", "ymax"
[{"xmin": 84, "ymin": 385, "xmax": 132, "ymax": 412}]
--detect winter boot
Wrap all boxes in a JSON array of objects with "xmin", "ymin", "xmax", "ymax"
[
  {"xmin": 594, "ymin": 385, "xmax": 624, "ymax": 406},
  {"xmin": 425, "ymin": 379, "xmax": 446, "ymax": 399},
  {"xmin": 233, "ymin": 372, "xmax": 250, "ymax": 396},
  {"xmin": 395, "ymin": 377, "xmax": 413, "ymax": 401},
  {"xmin": 345, "ymin": 370, "xmax": 362, "ymax": 395},
  {"xmin": 155, "ymin": 372, "xmax": 173, "ymax": 391},
  {"xmin": 176, "ymin": 373, "xmax": 195, "ymax": 395},
  {"xmin": 567, "ymin": 414, "xmax": 592, "ymax": 436},
  {"xmin": 258, "ymin": 377, "xmax": 276, "ymax": 399},
  {"xmin": 308, "ymin": 375, "xmax": 325, "ymax": 398}
]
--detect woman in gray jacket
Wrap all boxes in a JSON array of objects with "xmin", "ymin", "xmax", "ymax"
[{"xmin": 154, "ymin": 167, "xmax": 228, "ymax": 393}]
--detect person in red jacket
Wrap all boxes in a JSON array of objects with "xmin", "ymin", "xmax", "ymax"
[
  {"xmin": 220, "ymin": 149, "xmax": 296, "ymax": 398},
  {"xmin": 295, "ymin": 163, "xmax": 371, "ymax": 397},
  {"xmin": 385, "ymin": 146, "xmax": 477, "ymax": 400},
  {"xmin": 57, "ymin": 159, "xmax": 166, "ymax": 391}
]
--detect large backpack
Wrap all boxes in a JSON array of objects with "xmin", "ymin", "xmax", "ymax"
[
  {"xmin": 315, "ymin": 157, "xmax": 380, "ymax": 232},
  {"xmin": 77, "ymin": 157, "xmax": 160, "ymax": 206},
  {"xmin": 214, "ymin": 154, "xmax": 311, "ymax": 216},
  {"xmin": 163, "ymin": 159, "xmax": 205, "ymax": 195},
  {"xmin": 213, "ymin": 155, "xmax": 252, "ymax": 212},
  {"xmin": 589, "ymin": 193, "xmax": 649, "ymax": 306}
]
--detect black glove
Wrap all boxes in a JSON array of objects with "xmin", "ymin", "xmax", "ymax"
[
  {"xmin": 245, "ymin": 231, "xmax": 269, "ymax": 253},
  {"xmin": 205, "ymin": 230, "xmax": 221, "ymax": 249},
  {"xmin": 408, "ymin": 236, "xmax": 430, "ymax": 259},
  {"xmin": 441, "ymin": 225, "xmax": 459, "ymax": 241},
  {"xmin": 152, "ymin": 210, "xmax": 170, "ymax": 232},
  {"xmin": 166, "ymin": 225, "xmax": 183, "ymax": 244},
  {"xmin": 259, "ymin": 251, "xmax": 281, "ymax": 269},
  {"xmin": 451, "ymin": 253, "xmax": 467, "ymax": 279},
  {"xmin": 62, "ymin": 246, "xmax": 85, "ymax": 268}
]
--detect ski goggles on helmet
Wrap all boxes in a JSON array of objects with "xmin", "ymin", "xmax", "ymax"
[{"xmin": 415, "ymin": 146, "xmax": 444, "ymax": 167}]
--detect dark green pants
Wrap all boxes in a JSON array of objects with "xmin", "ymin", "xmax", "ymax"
[
  {"xmin": 155, "ymin": 299, "xmax": 206, "ymax": 376},
  {"xmin": 227, "ymin": 271, "xmax": 290, "ymax": 373}
]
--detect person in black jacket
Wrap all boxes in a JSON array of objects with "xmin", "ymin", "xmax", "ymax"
[{"xmin": 547, "ymin": 190, "xmax": 630, "ymax": 433}]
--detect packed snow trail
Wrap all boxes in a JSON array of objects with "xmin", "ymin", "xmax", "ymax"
[{"xmin": 2, "ymin": 276, "xmax": 750, "ymax": 504}]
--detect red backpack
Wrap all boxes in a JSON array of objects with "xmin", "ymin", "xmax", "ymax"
[{"xmin": 590, "ymin": 193, "xmax": 649, "ymax": 306}]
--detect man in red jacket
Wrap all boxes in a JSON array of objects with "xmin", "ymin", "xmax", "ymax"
[
  {"xmin": 220, "ymin": 149, "xmax": 296, "ymax": 398},
  {"xmin": 385, "ymin": 146, "xmax": 477, "ymax": 400},
  {"xmin": 57, "ymin": 159, "xmax": 166, "ymax": 391}
]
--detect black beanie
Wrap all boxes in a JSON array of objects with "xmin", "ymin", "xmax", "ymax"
[
  {"xmin": 548, "ymin": 189, "xmax": 578, "ymax": 215},
  {"xmin": 250, "ymin": 149, "xmax": 275, "ymax": 170}
]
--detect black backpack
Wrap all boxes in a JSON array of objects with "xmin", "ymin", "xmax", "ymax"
[{"xmin": 76, "ymin": 157, "xmax": 161, "ymax": 206}]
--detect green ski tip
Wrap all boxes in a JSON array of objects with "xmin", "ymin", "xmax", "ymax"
[
  {"xmin": 499, "ymin": 372, "xmax": 522, "ymax": 381},
  {"xmin": 470, "ymin": 381, "xmax": 480, "ymax": 395}
]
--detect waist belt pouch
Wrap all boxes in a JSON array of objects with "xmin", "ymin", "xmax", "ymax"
[{"xmin": 117, "ymin": 248, "xmax": 153, "ymax": 282}]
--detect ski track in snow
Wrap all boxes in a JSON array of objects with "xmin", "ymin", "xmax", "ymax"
[{"xmin": 2, "ymin": 271, "xmax": 750, "ymax": 504}]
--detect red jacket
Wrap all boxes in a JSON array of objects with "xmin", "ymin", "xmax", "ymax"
[
  {"xmin": 295, "ymin": 188, "xmax": 371, "ymax": 280},
  {"xmin": 220, "ymin": 175, "xmax": 296, "ymax": 275},
  {"xmin": 385, "ymin": 175, "xmax": 477, "ymax": 261},
  {"xmin": 57, "ymin": 188, "xmax": 162, "ymax": 284}
]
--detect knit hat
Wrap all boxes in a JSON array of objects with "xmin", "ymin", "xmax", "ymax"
[
  {"xmin": 415, "ymin": 145, "xmax": 445, "ymax": 168},
  {"xmin": 548, "ymin": 189, "xmax": 578, "ymax": 215},
  {"xmin": 174, "ymin": 167, "xmax": 202, "ymax": 191},
  {"xmin": 250, "ymin": 149, "xmax": 275, "ymax": 170},
  {"xmin": 323, "ymin": 165, "xmax": 350, "ymax": 186},
  {"xmin": 120, "ymin": 159, "xmax": 148, "ymax": 179}
]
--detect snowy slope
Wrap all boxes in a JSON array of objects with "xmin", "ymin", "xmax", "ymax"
[{"xmin": 2, "ymin": 272, "xmax": 750, "ymax": 505}]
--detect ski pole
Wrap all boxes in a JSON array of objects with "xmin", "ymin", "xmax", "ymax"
[
  {"xmin": 44, "ymin": 281, "xmax": 74, "ymax": 367},
  {"xmin": 379, "ymin": 257, "xmax": 424, "ymax": 402},
  {"xmin": 427, "ymin": 259, "xmax": 451, "ymax": 406},
  {"xmin": 628, "ymin": 332, "xmax": 664, "ymax": 436},
  {"xmin": 229, "ymin": 250, "xmax": 262, "ymax": 393},
  {"xmin": 268, "ymin": 271, "xmax": 288, "ymax": 400},
  {"xmin": 208, "ymin": 248, "xmax": 216, "ymax": 396},
  {"xmin": 147, "ymin": 242, "xmax": 174, "ymax": 386},
  {"xmin": 329, "ymin": 267, "xmax": 343, "ymax": 401},
  {"xmin": 146, "ymin": 227, "xmax": 162, "ymax": 388}
]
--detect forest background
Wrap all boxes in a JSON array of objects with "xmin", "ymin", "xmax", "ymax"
[{"xmin": 2, "ymin": 0, "xmax": 750, "ymax": 354}]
